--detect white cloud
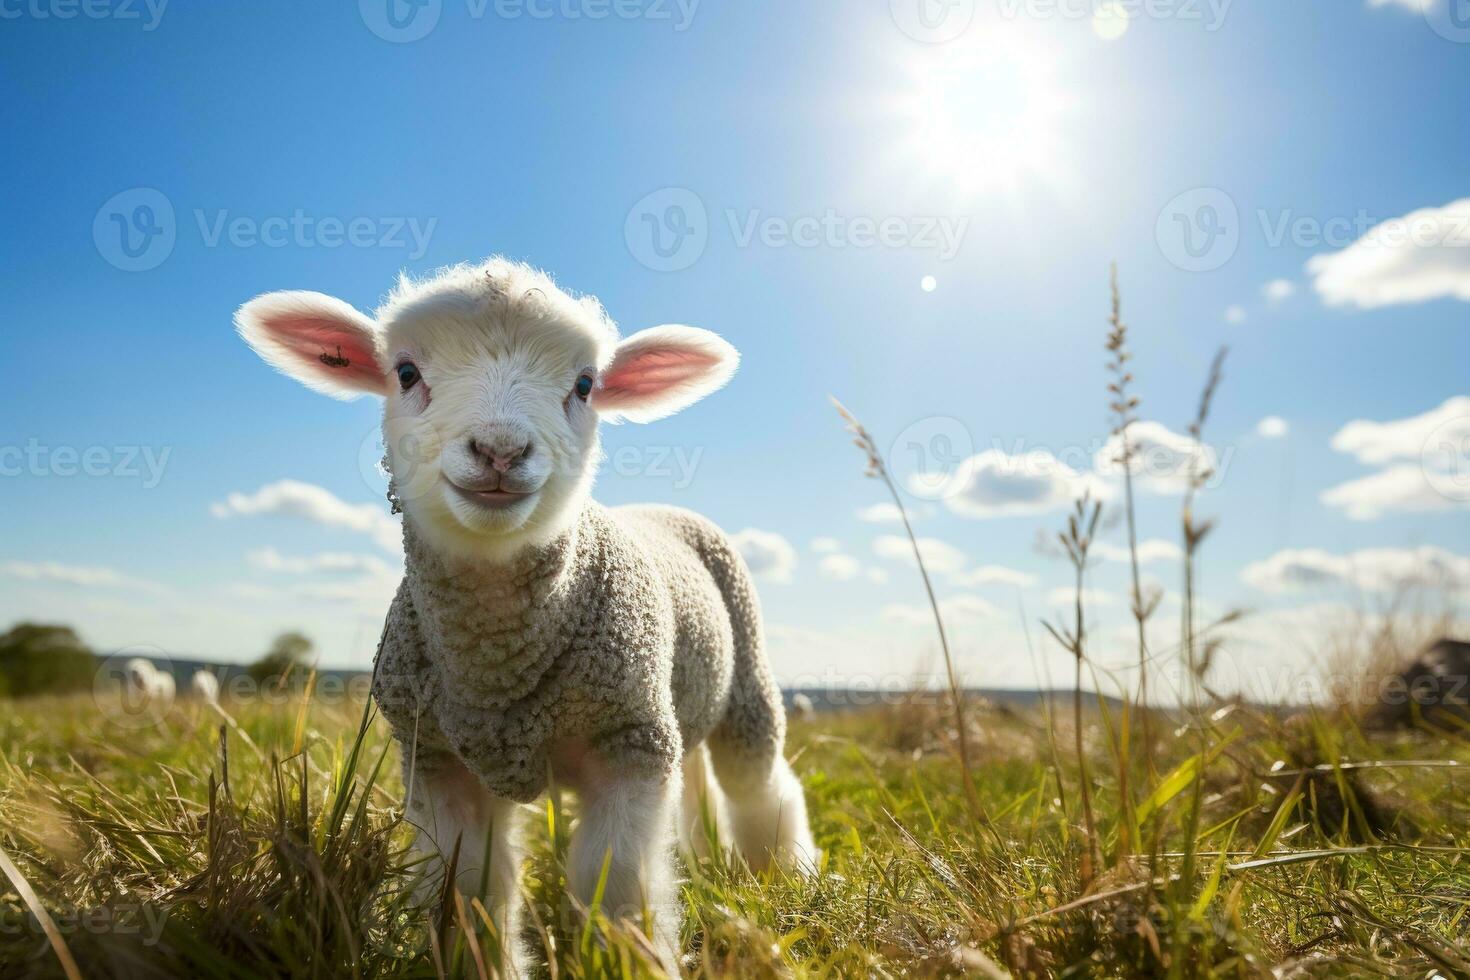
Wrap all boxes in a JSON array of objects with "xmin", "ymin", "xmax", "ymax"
[
  {"xmin": 212, "ymin": 480, "xmax": 402, "ymax": 553},
  {"xmin": 1044, "ymin": 586, "xmax": 1120, "ymax": 608},
  {"xmin": 1224, "ymin": 305, "xmax": 1247, "ymax": 325},
  {"xmin": 1242, "ymin": 545, "xmax": 1470, "ymax": 595},
  {"xmin": 809, "ymin": 536, "xmax": 842, "ymax": 553},
  {"xmin": 1091, "ymin": 539, "xmax": 1184, "ymax": 564},
  {"xmin": 221, "ymin": 582, "xmax": 281, "ymax": 602},
  {"xmin": 1263, "ymin": 279, "xmax": 1296, "ymax": 303},
  {"xmin": 1096, "ymin": 421, "xmax": 1218, "ymax": 494},
  {"xmin": 1256, "ymin": 416, "xmax": 1289, "ymax": 439},
  {"xmin": 935, "ymin": 449, "xmax": 1108, "ymax": 519},
  {"xmin": 949, "ymin": 564, "xmax": 1038, "ymax": 588},
  {"xmin": 1320, "ymin": 464, "xmax": 1460, "ymax": 520},
  {"xmin": 881, "ymin": 594, "xmax": 999, "ymax": 626},
  {"xmin": 872, "ymin": 534, "xmax": 968, "ymax": 574},
  {"xmin": 1, "ymin": 561, "xmax": 167, "ymax": 595},
  {"xmin": 1307, "ymin": 198, "xmax": 1470, "ymax": 308},
  {"xmin": 730, "ymin": 528, "xmax": 797, "ymax": 583},
  {"xmin": 866, "ymin": 567, "xmax": 889, "ymax": 584},
  {"xmin": 818, "ymin": 553, "xmax": 863, "ymax": 581},
  {"xmin": 247, "ymin": 548, "xmax": 396, "ymax": 578},
  {"xmin": 1322, "ymin": 399, "xmax": 1470, "ymax": 519},
  {"xmin": 856, "ymin": 502, "xmax": 905, "ymax": 523},
  {"xmin": 1330, "ymin": 396, "xmax": 1470, "ymax": 465},
  {"xmin": 1367, "ymin": 0, "xmax": 1434, "ymax": 13},
  {"xmin": 297, "ymin": 577, "xmax": 400, "ymax": 604}
]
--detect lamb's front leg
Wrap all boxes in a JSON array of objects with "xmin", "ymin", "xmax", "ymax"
[
  {"xmin": 567, "ymin": 770, "xmax": 682, "ymax": 972},
  {"xmin": 406, "ymin": 757, "xmax": 527, "ymax": 975}
]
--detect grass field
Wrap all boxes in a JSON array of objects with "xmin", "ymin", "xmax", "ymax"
[
  {"xmin": 4, "ymin": 289, "xmax": 1469, "ymax": 978},
  {"xmin": 2, "ymin": 681, "xmax": 1469, "ymax": 978}
]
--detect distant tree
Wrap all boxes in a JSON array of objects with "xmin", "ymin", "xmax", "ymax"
[
  {"xmin": 0, "ymin": 623, "xmax": 95, "ymax": 697},
  {"xmin": 247, "ymin": 631, "xmax": 314, "ymax": 685}
]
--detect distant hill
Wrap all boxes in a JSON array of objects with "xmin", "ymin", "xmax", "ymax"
[
  {"xmin": 102, "ymin": 654, "xmax": 370, "ymax": 685},
  {"xmin": 113, "ymin": 656, "xmax": 1127, "ymax": 713},
  {"xmin": 783, "ymin": 687, "xmax": 1127, "ymax": 714}
]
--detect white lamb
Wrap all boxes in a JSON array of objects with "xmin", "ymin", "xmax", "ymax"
[
  {"xmin": 235, "ymin": 257, "xmax": 816, "ymax": 973},
  {"xmin": 123, "ymin": 657, "xmax": 174, "ymax": 705},
  {"xmin": 150, "ymin": 669, "xmax": 176, "ymax": 704},
  {"xmin": 191, "ymin": 669, "xmax": 220, "ymax": 703},
  {"xmin": 123, "ymin": 657, "xmax": 156, "ymax": 699}
]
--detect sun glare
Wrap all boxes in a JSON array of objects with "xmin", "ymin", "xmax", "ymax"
[{"xmin": 890, "ymin": 35, "xmax": 1076, "ymax": 198}]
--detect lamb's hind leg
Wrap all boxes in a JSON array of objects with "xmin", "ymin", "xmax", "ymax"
[
  {"xmin": 678, "ymin": 743, "xmax": 727, "ymax": 861},
  {"xmin": 707, "ymin": 692, "xmax": 818, "ymax": 874},
  {"xmin": 405, "ymin": 755, "xmax": 526, "ymax": 974}
]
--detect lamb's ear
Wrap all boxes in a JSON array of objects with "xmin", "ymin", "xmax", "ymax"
[
  {"xmin": 235, "ymin": 291, "xmax": 388, "ymax": 400},
  {"xmin": 595, "ymin": 325, "xmax": 739, "ymax": 423}
]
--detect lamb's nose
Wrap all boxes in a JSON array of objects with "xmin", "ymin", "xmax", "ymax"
[{"xmin": 469, "ymin": 436, "xmax": 531, "ymax": 473}]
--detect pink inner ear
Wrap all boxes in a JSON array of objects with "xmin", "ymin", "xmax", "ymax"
[
  {"xmin": 260, "ymin": 313, "xmax": 384, "ymax": 393},
  {"xmin": 600, "ymin": 348, "xmax": 722, "ymax": 399}
]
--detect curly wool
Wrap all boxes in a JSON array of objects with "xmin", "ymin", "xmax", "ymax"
[{"xmin": 372, "ymin": 500, "xmax": 783, "ymax": 803}]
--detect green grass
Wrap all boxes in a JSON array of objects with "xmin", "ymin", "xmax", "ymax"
[
  {"xmin": 5, "ymin": 279, "xmax": 1465, "ymax": 977},
  {"xmin": 2, "ymin": 686, "xmax": 1469, "ymax": 978}
]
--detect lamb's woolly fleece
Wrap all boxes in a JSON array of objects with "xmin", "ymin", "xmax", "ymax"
[
  {"xmin": 372, "ymin": 499, "xmax": 784, "ymax": 803},
  {"xmin": 376, "ymin": 257, "xmax": 620, "ymax": 366}
]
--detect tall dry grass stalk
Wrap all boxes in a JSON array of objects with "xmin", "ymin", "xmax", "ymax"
[
  {"xmin": 1104, "ymin": 267, "xmax": 1159, "ymax": 767},
  {"xmin": 1180, "ymin": 348, "xmax": 1227, "ymax": 712},
  {"xmin": 830, "ymin": 396, "xmax": 988, "ymax": 828},
  {"xmin": 1041, "ymin": 495, "xmax": 1105, "ymax": 886}
]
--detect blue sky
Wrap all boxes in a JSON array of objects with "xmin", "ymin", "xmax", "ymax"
[{"xmin": 2, "ymin": 0, "xmax": 1468, "ymax": 698}]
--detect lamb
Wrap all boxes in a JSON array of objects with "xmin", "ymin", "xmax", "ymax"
[
  {"xmin": 123, "ymin": 657, "xmax": 155, "ymax": 699},
  {"xmin": 150, "ymin": 669, "xmax": 176, "ymax": 704},
  {"xmin": 123, "ymin": 657, "xmax": 175, "ymax": 706},
  {"xmin": 191, "ymin": 669, "xmax": 220, "ymax": 703},
  {"xmin": 235, "ymin": 257, "xmax": 816, "ymax": 973}
]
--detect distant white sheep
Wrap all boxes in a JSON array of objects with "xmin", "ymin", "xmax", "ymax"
[
  {"xmin": 236, "ymin": 257, "xmax": 816, "ymax": 973},
  {"xmin": 149, "ymin": 669, "xmax": 175, "ymax": 703},
  {"xmin": 792, "ymin": 692, "xmax": 817, "ymax": 720},
  {"xmin": 123, "ymin": 657, "xmax": 155, "ymax": 698},
  {"xmin": 190, "ymin": 669, "xmax": 220, "ymax": 703},
  {"xmin": 122, "ymin": 657, "xmax": 174, "ymax": 708}
]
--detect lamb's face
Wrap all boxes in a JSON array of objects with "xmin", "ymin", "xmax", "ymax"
[
  {"xmin": 378, "ymin": 299, "xmax": 606, "ymax": 555},
  {"xmin": 236, "ymin": 258, "xmax": 738, "ymax": 562}
]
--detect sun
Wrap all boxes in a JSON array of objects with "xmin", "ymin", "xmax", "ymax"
[{"xmin": 887, "ymin": 35, "xmax": 1077, "ymax": 198}]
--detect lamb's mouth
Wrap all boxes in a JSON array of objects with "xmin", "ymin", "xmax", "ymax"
[{"xmin": 445, "ymin": 480, "xmax": 538, "ymax": 511}]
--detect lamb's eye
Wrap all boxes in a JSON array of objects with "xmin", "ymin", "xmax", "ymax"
[
  {"xmin": 396, "ymin": 363, "xmax": 420, "ymax": 390},
  {"xmin": 574, "ymin": 373, "xmax": 594, "ymax": 401}
]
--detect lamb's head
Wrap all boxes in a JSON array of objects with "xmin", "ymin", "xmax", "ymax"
[{"xmin": 235, "ymin": 258, "xmax": 738, "ymax": 558}]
